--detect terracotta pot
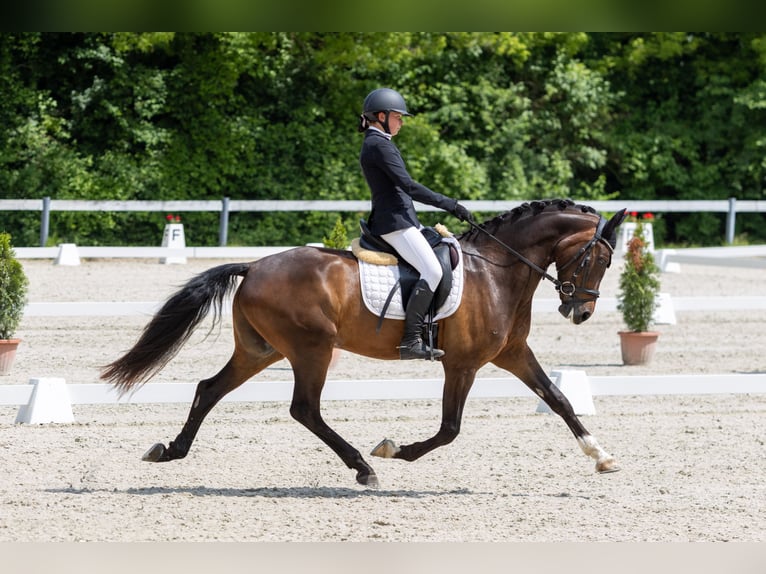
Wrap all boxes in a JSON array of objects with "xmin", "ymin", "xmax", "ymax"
[
  {"xmin": 0, "ymin": 338, "xmax": 21, "ymax": 376},
  {"xmin": 618, "ymin": 331, "xmax": 659, "ymax": 366}
]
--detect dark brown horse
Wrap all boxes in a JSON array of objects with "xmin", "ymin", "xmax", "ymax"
[{"xmin": 101, "ymin": 199, "xmax": 627, "ymax": 487}]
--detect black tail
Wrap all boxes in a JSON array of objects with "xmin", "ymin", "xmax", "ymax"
[{"xmin": 100, "ymin": 262, "xmax": 250, "ymax": 393}]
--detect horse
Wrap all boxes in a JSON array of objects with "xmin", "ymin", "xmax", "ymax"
[{"xmin": 101, "ymin": 198, "xmax": 627, "ymax": 488}]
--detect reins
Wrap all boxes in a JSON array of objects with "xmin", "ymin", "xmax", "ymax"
[{"xmin": 464, "ymin": 216, "xmax": 612, "ymax": 300}]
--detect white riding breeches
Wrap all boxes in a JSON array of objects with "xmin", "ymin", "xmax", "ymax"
[{"xmin": 381, "ymin": 226, "xmax": 443, "ymax": 292}]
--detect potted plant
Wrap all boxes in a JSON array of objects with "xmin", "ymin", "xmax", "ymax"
[
  {"xmin": 616, "ymin": 218, "xmax": 661, "ymax": 365},
  {"xmin": 0, "ymin": 232, "xmax": 29, "ymax": 375}
]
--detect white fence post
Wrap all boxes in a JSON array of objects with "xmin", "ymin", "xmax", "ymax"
[{"xmin": 726, "ymin": 197, "xmax": 737, "ymax": 244}]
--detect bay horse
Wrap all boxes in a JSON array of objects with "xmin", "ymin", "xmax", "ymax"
[{"xmin": 101, "ymin": 198, "xmax": 627, "ymax": 487}]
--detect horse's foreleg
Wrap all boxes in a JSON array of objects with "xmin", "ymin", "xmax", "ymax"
[
  {"xmin": 371, "ymin": 368, "xmax": 477, "ymax": 463},
  {"xmin": 494, "ymin": 347, "xmax": 619, "ymax": 474},
  {"xmin": 289, "ymin": 360, "xmax": 380, "ymax": 488}
]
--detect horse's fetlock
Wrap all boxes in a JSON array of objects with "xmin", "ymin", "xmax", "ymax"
[
  {"xmin": 439, "ymin": 422, "xmax": 460, "ymax": 443},
  {"xmin": 166, "ymin": 440, "xmax": 190, "ymax": 460}
]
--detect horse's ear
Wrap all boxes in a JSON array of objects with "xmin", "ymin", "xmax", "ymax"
[
  {"xmin": 602, "ymin": 209, "xmax": 628, "ymax": 244},
  {"xmin": 612, "ymin": 208, "xmax": 628, "ymax": 228}
]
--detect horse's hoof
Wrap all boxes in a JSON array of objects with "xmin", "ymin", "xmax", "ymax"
[
  {"xmin": 371, "ymin": 438, "xmax": 400, "ymax": 458},
  {"xmin": 142, "ymin": 443, "xmax": 166, "ymax": 462},
  {"xmin": 356, "ymin": 471, "xmax": 379, "ymax": 489},
  {"xmin": 596, "ymin": 458, "xmax": 620, "ymax": 474}
]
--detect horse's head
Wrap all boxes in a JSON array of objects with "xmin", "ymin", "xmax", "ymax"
[
  {"xmin": 459, "ymin": 200, "xmax": 628, "ymax": 324},
  {"xmin": 553, "ymin": 208, "xmax": 627, "ymax": 324}
]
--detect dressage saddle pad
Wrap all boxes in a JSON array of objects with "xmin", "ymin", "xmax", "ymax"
[{"xmin": 357, "ymin": 235, "xmax": 464, "ymax": 321}]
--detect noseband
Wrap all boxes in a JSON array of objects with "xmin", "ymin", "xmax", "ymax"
[{"xmin": 467, "ymin": 216, "xmax": 614, "ymax": 315}]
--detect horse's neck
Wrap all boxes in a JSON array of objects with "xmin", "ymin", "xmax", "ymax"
[
  {"xmin": 461, "ymin": 211, "xmax": 595, "ymax": 281},
  {"xmin": 503, "ymin": 211, "xmax": 594, "ymax": 251},
  {"xmin": 481, "ymin": 213, "xmax": 563, "ymax": 259},
  {"xmin": 464, "ymin": 212, "xmax": 593, "ymax": 306}
]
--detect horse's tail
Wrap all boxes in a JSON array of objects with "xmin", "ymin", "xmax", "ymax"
[{"xmin": 100, "ymin": 262, "xmax": 251, "ymax": 394}]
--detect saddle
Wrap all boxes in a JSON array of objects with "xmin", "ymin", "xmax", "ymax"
[{"xmin": 356, "ymin": 220, "xmax": 461, "ymax": 332}]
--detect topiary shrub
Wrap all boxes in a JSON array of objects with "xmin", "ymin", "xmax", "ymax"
[
  {"xmin": 616, "ymin": 221, "xmax": 661, "ymax": 332},
  {"xmin": 322, "ymin": 217, "xmax": 349, "ymax": 249},
  {"xmin": 0, "ymin": 232, "xmax": 29, "ymax": 340}
]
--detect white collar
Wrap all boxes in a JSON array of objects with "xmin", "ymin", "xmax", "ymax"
[{"xmin": 367, "ymin": 126, "xmax": 391, "ymax": 140}]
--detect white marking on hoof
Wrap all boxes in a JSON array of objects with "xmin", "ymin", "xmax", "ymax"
[
  {"xmin": 596, "ymin": 458, "xmax": 621, "ymax": 474},
  {"xmin": 370, "ymin": 438, "xmax": 400, "ymax": 458},
  {"xmin": 142, "ymin": 443, "xmax": 166, "ymax": 462},
  {"xmin": 577, "ymin": 435, "xmax": 620, "ymax": 474}
]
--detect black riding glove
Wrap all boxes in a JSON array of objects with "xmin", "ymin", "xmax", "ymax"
[{"xmin": 452, "ymin": 202, "xmax": 474, "ymax": 223}]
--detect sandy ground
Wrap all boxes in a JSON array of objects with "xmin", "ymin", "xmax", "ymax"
[{"xmin": 1, "ymin": 255, "xmax": 765, "ymax": 543}]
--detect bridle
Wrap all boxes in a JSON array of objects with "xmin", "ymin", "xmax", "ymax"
[{"xmin": 466, "ymin": 216, "xmax": 614, "ymax": 316}]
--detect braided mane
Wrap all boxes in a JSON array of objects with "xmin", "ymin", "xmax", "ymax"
[{"xmin": 458, "ymin": 198, "xmax": 597, "ymax": 240}]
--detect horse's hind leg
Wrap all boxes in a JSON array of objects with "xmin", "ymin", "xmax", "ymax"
[
  {"xmin": 493, "ymin": 347, "xmax": 619, "ymax": 474},
  {"xmin": 143, "ymin": 330, "xmax": 282, "ymax": 463}
]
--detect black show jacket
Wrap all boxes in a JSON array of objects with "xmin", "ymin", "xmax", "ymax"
[{"xmin": 359, "ymin": 128, "xmax": 458, "ymax": 236}]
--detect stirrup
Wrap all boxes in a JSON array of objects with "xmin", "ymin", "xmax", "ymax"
[{"xmin": 398, "ymin": 341, "xmax": 445, "ymax": 361}]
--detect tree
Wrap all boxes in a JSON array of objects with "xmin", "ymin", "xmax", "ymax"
[
  {"xmin": 1, "ymin": 33, "xmax": 763, "ymax": 247},
  {"xmin": 594, "ymin": 33, "xmax": 766, "ymax": 244}
]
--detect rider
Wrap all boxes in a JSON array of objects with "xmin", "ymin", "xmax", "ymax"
[{"xmin": 358, "ymin": 87, "xmax": 474, "ymax": 360}]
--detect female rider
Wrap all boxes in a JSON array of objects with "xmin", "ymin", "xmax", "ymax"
[{"xmin": 358, "ymin": 88, "xmax": 473, "ymax": 360}]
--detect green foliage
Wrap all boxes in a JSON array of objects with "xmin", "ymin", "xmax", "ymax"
[
  {"xmin": 616, "ymin": 222, "xmax": 661, "ymax": 332},
  {"xmin": 596, "ymin": 32, "xmax": 766, "ymax": 244},
  {"xmin": 322, "ymin": 217, "xmax": 349, "ymax": 249},
  {"xmin": 0, "ymin": 232, "xmax": 29, "ymax": 339},
  {"xmin": 1, "ymin": 33, "xmax": 765, "ymax": 247}
]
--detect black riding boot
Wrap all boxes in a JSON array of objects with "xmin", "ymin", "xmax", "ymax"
[{"xmin": 398, "ymin": 279, "xmax": 445, "ymax": 360}]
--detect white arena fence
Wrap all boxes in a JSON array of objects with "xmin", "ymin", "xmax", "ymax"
[
  {"xmin": 14, "ymin": 244, "xmax": 766, "ymax": 270},
  {"xmin": 3, "ymin": 373, "xmax": 766, "ymax": 425},
  {"xmin": 16, "ymin": 242, "xmax": 766, "ymax": 319},
  {"xmin": 20, "ymin": 294, "xmax": 766, "ymax": 318},
  {"xmin": 3, "ymin": 197, "xmax": 766, "ymax": 246}
]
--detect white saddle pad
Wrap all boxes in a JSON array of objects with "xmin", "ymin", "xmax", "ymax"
[{"xmin": 358, "ymin": 237, "xmax": 464, "ymax": 321}]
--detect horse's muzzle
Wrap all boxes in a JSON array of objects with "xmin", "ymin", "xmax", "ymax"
[{"xmin": 558, "ymin": 300, "xmax": 595, "ymax": 324}]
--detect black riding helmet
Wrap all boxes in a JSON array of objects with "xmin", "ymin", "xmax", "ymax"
[{"xmin": 360, "ymin": 88, "xmax": 413, "ymax": 134}]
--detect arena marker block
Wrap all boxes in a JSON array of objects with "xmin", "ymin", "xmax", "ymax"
[
  {"xmin": 54, "ymin": 243, "xmax": 80, "ymax": 266},
  {"xmin": 616, "ymin": 222, "xmax": 655, "ymax": 255},
  {"xmin": 15, "ymin": 377, "xmax": 75, "ymax": 424},
  {"xmin": 656, "ymin": 249, "xmax": 681, "ymax": 273},
  {"xmin": 653, "ymin": 292, "xmax": 677, "ymax": 325},
  {"xmin": 160, "ymin": 223, "xmax": 187, "ymax": 264},
  {"xmin": 536, "ymin": 369, "xmax": 596, "ymax": 416}
]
